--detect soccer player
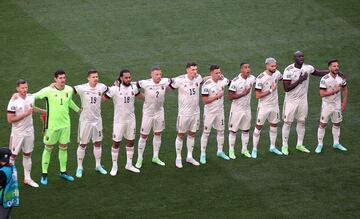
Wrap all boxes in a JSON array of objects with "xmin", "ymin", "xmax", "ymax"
[
  {"xmin": 170, "ymin": 62, "xmax": 203, "ymax": 168},
  {"xmin": 7, "ymin": 80, "xmax": 46, "ymax": 188},
  {"xmin": 199, "ymin": 64, "xmax": 230, "ymax": 164},
  {"xmin": 104, "ymin": 69, "xmax": 144, "ymax": 175},
  {"xmin": 228, "ymin": 63, "xmax": 256, "ymax": 159},
  {"xmin": 281, "ymin": 51, "xmax": 330, "ymax": 155},
  {"xmin": 74, "ymin": 69, "xmax": 108, "ymax": 178},
  {"xmin": 251, "ymin": 57, "xmax": 283, "ymax": 158},
  {"xmin": 135, "ymin": 66, "xmax": 171, "ymax": 169},
  {"xmin": 315, "ymin": 59, "xmax": 348, "ymax": 153},
  {"xmin": 34, "ymin": 70, "xmax": 80, "ymax": 185}
]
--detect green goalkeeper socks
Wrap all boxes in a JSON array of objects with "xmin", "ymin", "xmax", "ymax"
[
  {"xmin": 59, "ymin": 147, "xmax": 68, "ymax": 172},
  {"xmin": 42, "ymin": 146, "xmax": 53, "ymax": 173}
]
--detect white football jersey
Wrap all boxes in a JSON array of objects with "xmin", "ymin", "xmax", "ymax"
[
  {"xmin": 255, "ymin": 70, "xmax": 282, "ymax": 107},
  {"xmin": 74, "ymin": 83, "xmax": 108, "ymax": 122},
  {"xmin": 138, "ymin": 78, "xmax": 171, "ymax": 116},
  {"xmin": 171, "ymin": 74, "xmax": 203, "ymax": 116},
  {"xmin": 201, "ymin": 77, "xmax": 230, "ymax": 114},
  {"xmin": 229, "ymin": 74, "xmax": 256, "ymax": 111},
  {"xmin": 7, "ymin": 94, "xmax": 34, "ymax": 136},
  {"xmin": 320, "ymin": 73, "xmax": 347, "ymax": 108},
  {"xmin": 106, "ymin": 83, "xmax": 140, "ymax": 123},
  {"xmin": 283, "ymin": 63, "xmax": 315, "ymax": 102}
]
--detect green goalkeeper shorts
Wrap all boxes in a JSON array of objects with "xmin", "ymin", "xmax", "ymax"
[{"xmin": 43, "ymin": 127, "xmax": 71, "ymax": 145}]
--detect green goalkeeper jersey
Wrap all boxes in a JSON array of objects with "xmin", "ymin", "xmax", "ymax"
[{"xmin": 34, "ymin": 85, "xmax": 80, "ymax": 130}]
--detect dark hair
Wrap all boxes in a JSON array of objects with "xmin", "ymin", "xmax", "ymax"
[
  {"xmin": 117, "ymin": 69, "xmax": 131, "ymax": 81},
  {"xmin": 87, "ymin": 69, "xmax": 98, "ymax": 76},
  {"xmin": 16, "ymin": 79, "xmax": 27, "ymax": 87},
  {"xmin": 186, "ymin": 62, "xmax": 197, "ymax": 69},
  {"xmin": 240, "ymin": 62, "xmax": 250, "ymax": 68},
  {"xmin": 328, "ymin": 59, "xmax": 339, "ymax": 66},
  {"xmin": 209, "ymin": 64, "xmax": 220, "ymax": 72},
  {"xmin": 54, "ymin": 69, "xmax": 66, "ymax": 78}
]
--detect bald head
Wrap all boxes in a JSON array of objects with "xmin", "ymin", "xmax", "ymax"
[{"xmin": 293, "ymin": 51, "xmax": 304, "ymax": 66}]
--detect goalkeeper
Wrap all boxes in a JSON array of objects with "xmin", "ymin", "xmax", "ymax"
[{"xmin": 34, "ymin": 70, "xmax": 80, "ymax": 185}]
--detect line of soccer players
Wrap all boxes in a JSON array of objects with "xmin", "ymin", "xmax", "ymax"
[{"xmin": 6, "ymin": 51, "xmax": 348, "ymax": 187}]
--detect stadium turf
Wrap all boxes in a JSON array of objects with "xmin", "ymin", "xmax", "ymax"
[{"xmin": 1, "ymin": 0, "xmax": 359, "ymax": 218}]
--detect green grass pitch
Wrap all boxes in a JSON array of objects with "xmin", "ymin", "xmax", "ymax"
[{"xmin": 0, "ymin": 0, "xmax": 359, "ymax": 218}]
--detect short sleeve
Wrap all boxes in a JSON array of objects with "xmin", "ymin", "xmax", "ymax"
[
  {"xmin": 308, "ymin": 65, "xmax": 315, "ymax": 74},
  {"xmin": 283, "ymin": 69, "xmax": 292, "ymax": 81},
  {"xmin": 101, "ymin": 84, "xmax": 109, "ymax": 94},
  {"xmin": 196, "ymin": 74, "xmax": 203, "ymax": 84},
  {"xmin": 341, "ymin": 78, "xmax": 347, "ymax": 87},
  {"xmin": 133, "ymin": 84, "xmax": 140, "ymax": 95},
  {"xmin": 137, "ymin": 80, "xmax": 145, "ymax": 89},
  {"xmin": 255, "ymin": 78, "xmax": 263, "ymax": 90},
  {"xmin": 319, "ymin": 78, "xmax": 327, "ymax": 89},
  {"xmin": 7, "ymin": 99, "xmax": 16, "ymax": 113},
  {"xmin": 73, "ymin": 84, "xmax": 83, "ymax": 95},
  {"xmin": 276, "ymin": 71, "xmax": 283, "ymax": 81},
  {"xmin": 105, "ymin": 86, "xmax": 115, "ymax": 98},
  {"xmin": 201, "ymin": 84, "xmax": 209, "ymax": 96},
  {"xmin": 250, "ymin": 76, "xmax": 256, "ymax": 85},
  {"xmin": 221, "ymin": 78, "xmax": 230, "ymax": 87},
  {"xmin": 170, "ymin": 77, "xmax": 180, "ymax": 89},
  {"xmin": 228, "ymin": 81, "xmax": 237, "ymax": 92}
]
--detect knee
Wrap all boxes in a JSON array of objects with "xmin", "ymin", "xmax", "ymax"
[
  {"xmin": 59, "ymin": 144, "xmax": 68, "ymax": 149},
  {"xmin": 23, "ymin": 152, "xmax": 31, "ymax": 157},
  {"xmin": 177, "ymin": 133, "xmax": 185, "ymax": 140},
  {"xmin": 188, "ymin": 132, "xmax": 196, "ymax": 138},
  {"xmin": 112, "ymin": 141, "xmax": 120, "ymax": 148},
  {"xmin": 154, "ymin": 132, "xmax": 162, "ymax": 137},
  {"xmin": 319, "ymin": 122, "xmax": 327, "ymax": 129},
  {"xmin": 140, "ymin": 134, "xmax": 148, "ymax": 140}
]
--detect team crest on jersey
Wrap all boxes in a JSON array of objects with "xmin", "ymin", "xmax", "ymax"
[
  {"xmin": 131, "ymin": 92, "xmax": 134, "ymax": 96},
  {"xmin": 230, "ymin": 124, "xmax": 233, "ymax": 128},
  {"xmin": 161, "ymin": 86, "xmax": 164, "ymax": 90},
  {"xmin": 98, "ymin": 92, "xmax": 101, "ymax": 96},
  {"xmin": 196, "ymin": 82, "xmax": 199, "ymax": 87},
  {"xmin": 45, "ymin": 136, "xmax": 49, "ymax": 141},
  {"xmin": 66, "ymin": 92, "xmax": 69, "ymax": 97},
  {"xmin": 205, "ymin": 126, "xmax": 208, "ymax": 130}
]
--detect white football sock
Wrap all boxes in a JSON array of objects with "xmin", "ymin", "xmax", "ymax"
[
  {"xmin": 217, "ymin": 131, "xmax": 224, "ymax": 153},
  {"xmin": 317, "ymin": 127, "xmax": 325, "ymax": 145},
  {"xmin": 111, "ymin": 147, "xmax": 119, "ymax": 167},
  {"xmin": 153, "ymin": 135, "xmax": 161, "ymax": 159},
  {"xmin": 241, "ymin": 131, "xmax": 249, "ymax": 151},
  {"xmin": 23, "ymin": 155, "xmax": 31, "ymax": 180},
  {"xmin": 186, "ymin": 135, "xmax": 195, "ymax": 159},
  {"xmin": 252, "ymin": 128, "xmax": 261, "ymax": 150},
  {"xmin": 282, "ymin": 123, "xmax": 291, "ymax": 147},
  {"xmin": 93, "ymin": 145, "xmax": 102, "ymax": 168},
  {"xmin": 269, "ymin": 126, "xmax": 277, "ymax": 147},
  {"xmin": 229, "ymin": 132, "xmax": 236, "ymax": 152},
  {"xmin": 296, "ymin": 122, "xmax": 305, "ymax": 146},
  {"xmin": 77, "ymin": 145, "xmax": 86, "ymax": 169},
  {"xmin": 332, "ymin": 125, "xmax": 340, "ymax": 145},
  {"xmin": 137, "ymin": 137, "xmax": 147, "ymax": 161},
  {"xmin": 200, "ymin": 132, "xmax": 210, "ymax": 156},
  {"xmin": 175, "ymin": 136, "xmax": 183, "ymax": 160},
  {"xmin": 126, "ymin": 146, "xmax": 134, "ymax": 166}
]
